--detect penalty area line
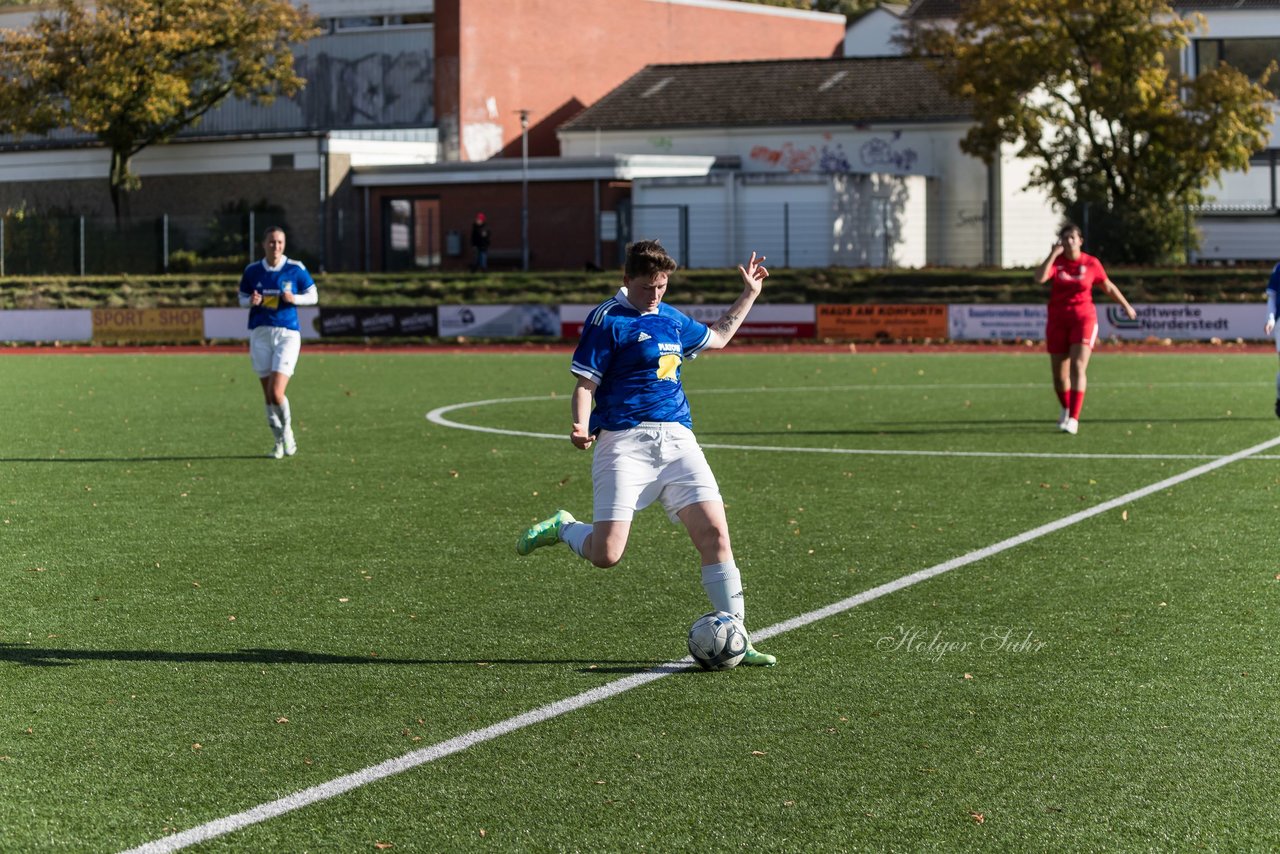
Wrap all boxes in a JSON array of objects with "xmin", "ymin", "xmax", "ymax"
[{"xmin": 120, "ymin": 432, "xmax": 1280, "ymax": 854}]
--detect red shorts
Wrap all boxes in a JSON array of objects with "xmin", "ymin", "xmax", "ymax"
[{"xmin": 1045, "ymin": 305, "xmax": 1098, "ymax": 354}]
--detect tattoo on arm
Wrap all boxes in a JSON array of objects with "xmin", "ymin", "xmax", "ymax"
[{"xmin": 714, "ymin": 313, "xmax": 739, "ymax": 335}]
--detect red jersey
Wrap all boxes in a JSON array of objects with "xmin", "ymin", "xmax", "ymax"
[{"xmin": 1046, "ymin": 252, "xmax": 1107, "ymax": 310}]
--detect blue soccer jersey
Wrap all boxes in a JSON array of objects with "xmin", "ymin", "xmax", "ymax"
[
  {"xmin": 571, "ymin": 290, "xmax": 712, "ymax": 433},
  {"xmin": 238, "ymin": 257, "xmax": 315, "ymax": 331}
]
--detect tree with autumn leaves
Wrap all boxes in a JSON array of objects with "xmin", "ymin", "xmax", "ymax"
[
  {"xmin": 0, "ymin": 0, "xmax": 319, "ymax": 221},
  {"xmin": 903, "ymin": 0, "xmax": 1275, "ymax": 263}
]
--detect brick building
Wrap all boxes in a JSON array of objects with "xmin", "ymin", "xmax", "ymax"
[{"xmin": 0, "ymin": 0, "xmax": 844, "ymax": 274}]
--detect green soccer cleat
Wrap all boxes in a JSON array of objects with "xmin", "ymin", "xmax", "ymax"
[
  {"xmin": 516, "ymin": 510, "xmax": 575, "ymax": 556},
  {"xmin": 740, "ymin": 644, "xmax": 777, "ymax": 667}
]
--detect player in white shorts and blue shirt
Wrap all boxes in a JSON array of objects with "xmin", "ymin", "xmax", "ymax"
[
  {"xmin": 1263, "ymin": 262, "xmax": 1280, "ymax": 418},
  {"xmin": 516, "ymin": 239, "xmax": 776, "ymax": 667},
  {"xmin": 238, "ymin": 226, "xmax": 318, "ymax": 459}
]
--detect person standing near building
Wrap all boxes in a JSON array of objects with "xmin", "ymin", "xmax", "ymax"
[
  {"xmin": 515, "ymin": 239, "xmax": 777, "ymax": 667},
  {"xmin": 1036, "ymin": 222, "xmax": 1136, "ymax": 435},
  {"xmin": 470, "ymin": 212, "xmax": 491, "ymax": 272},
  {"xmin": 238, "ymin": 226, "xmax": 318, "ymax": 459}
]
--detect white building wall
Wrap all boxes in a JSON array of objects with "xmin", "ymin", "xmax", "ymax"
[
  {"xmin": 927, "ymin": 131, "xmax": 989, "ymax": 265},
  {"xmin": 633, "ymin": 171, "xmax": 928, "ymax": 269},
  {"xmin": 0, "ymin": 137, "xmax": 436, "ymax": 183},
  {"xmin": 842, "ymin": 7, "xmax": 907, "ymax": 57},
  {"xmin": 1207, "ymin": 166, "xmax": 1274, "ymax": 210},
  {"xmin": 1194, "ymin": 218, "xmax": 1280, "ymax": 262},
  {"xmin": 997, "ymin": 150, "xmax": 1060, "ymax": 267},
  {"xmin": 737, "ymin": 180, "xmax": 833, "ymax": 267},
  {"xmin": 1182, "ymin": 8, "xmax": 1280, "ymax": 212},
  {"xmin": 631, "ymin": 179, "xmax": 731, "ymax": 269},
  {"xmin": 566, "ymin": 123, "xmax": 969, "ymax": 267},
  {"xmin": 563, "ymin": 125, "xmax": 949, "ymax": 178}
]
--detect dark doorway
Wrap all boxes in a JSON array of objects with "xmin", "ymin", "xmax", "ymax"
[{"xmin": 382, "ymin": 197, "xmax": 442, "ymax": 270}]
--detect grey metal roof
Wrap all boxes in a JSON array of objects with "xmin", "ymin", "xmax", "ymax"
[
  {"xmin": 902, "ymin": 0, "xmax": 967, "ymax": 19},
  {"xmin": 905, "ymin": 0, "xmax": 1280, "ymax": 16},
  {"xmin": 1172, "ymin": 1, "xmax": 1280, "ymax": 8},
  {"xmin": 559, "ymin": 56, "xmax": 969, "ymax": 134}
]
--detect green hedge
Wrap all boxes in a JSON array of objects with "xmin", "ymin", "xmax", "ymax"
[{"xmin": 0, "ymin": 265, "xmax": 1271, "ymax": 310}]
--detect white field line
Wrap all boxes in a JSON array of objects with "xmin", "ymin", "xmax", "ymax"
[
  {"xmin": 121, "ymin": 432, "xmax": 1280, "ymax": 854},
  {"xmin": 424, "ymin": 395, "xmax": 1280, "ymax": 461}
]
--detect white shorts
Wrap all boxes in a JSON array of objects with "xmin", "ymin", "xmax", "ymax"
[
  {"xmin": 249, "ymin": 326, "xmax": 302, "ymax": 378},
  {"xmin": 591, "ymin": 422, "xmax": 722, "ymax": 523}
]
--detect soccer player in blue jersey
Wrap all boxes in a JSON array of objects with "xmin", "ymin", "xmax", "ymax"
[
  {"xmin": 1265, "ymin": 262, "xmax": 1280, "ymax": 418},
  {"xmin": 516, "ymin": 239, "xmax": 777, "ymax": 667},
  {"xmin": 238, "ymin": 226, "xmax": 318, "ymax": 459}
]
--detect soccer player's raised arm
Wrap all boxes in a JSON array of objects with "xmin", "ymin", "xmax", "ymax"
[
  {"xmin": 1036, "ymin": 241, "xmax": 1064, "ymax": 283},
  {"xmin": 706, "ymin": 252, "xmax": 768, "ymax": 350}
]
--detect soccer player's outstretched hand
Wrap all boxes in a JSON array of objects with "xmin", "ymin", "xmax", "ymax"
[
  {"xmin": 738, "ymin": 252, "xmax": 768, "ymax": 295},
  {"xmin": 1267, "ymin": 317, "xmax": 1275, "ymax": 336}
]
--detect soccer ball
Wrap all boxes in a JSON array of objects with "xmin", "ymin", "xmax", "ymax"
[{"xmin": 687, "ymin": 610, "xmax": 748, "ymax": 671}]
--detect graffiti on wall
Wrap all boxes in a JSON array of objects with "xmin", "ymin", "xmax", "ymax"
[
  {"xmin": 859, "ymin": 131, "xmax": 918, "ymax": 172},
  {"xmin": 292, "ymin": 50, "xmax": 433, "ymax": 127},
  {"xmin": 749, "ymin": 132, "xmax": 918, "ymax": 174}
]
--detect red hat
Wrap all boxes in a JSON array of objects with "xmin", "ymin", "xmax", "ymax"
[{"xmin": 476, "ymin": 212, "xmax": 486, "ymax": 223}]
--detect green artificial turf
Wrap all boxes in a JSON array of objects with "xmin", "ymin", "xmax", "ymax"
[{"xmin": 2, "ymin": 349, "xmax": 1278, "ymax": 851}]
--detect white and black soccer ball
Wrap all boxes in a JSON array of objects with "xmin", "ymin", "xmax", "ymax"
[{"xmin": 687, "ymin": 610, "xmax": 748, "ymax": 671}]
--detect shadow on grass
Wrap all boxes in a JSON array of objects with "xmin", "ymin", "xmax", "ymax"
[
  {"xmin": 704, "ymin": 414, "xmax": 1276, "ymax": 437},
  {"xmin": 0, "ymin": 644, "xmax": 666, "ymax": 671},
  {"xmin": 0, "ymin": 455, "xmax": 268, "ymax": 463}
]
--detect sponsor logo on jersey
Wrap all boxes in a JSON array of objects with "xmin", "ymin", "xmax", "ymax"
[{"xmin": 656, "ymin": 353, "xmax": 681, "ymax": 380}]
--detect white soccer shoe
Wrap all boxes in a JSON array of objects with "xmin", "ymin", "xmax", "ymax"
[
  {"xmin": 1063, "ymin": 417, "xmax": 1079, "ymax": 435},
  {"xmin": 1057, "ymin": 408, "xmax": 1070, "ymax": 430},
  {"xmin": 283, "ymin": 429, "xmax": 298, "ymax": 457},
  {"xmin": 270, "ymin": 440, "xmax": 285, "ymax": 459}
]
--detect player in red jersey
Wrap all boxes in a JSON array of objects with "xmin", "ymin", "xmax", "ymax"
[{"xmin": 1035, "ymin": 223, "xmax": 1136, "ymax": 435}]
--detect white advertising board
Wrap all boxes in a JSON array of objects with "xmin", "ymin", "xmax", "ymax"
[
  {"xmin": 559, "ymin": 304, "xmax": 815, "ymax": 338},
  {"xmin": 950, "ymin": 303, "xmax": 1268, "ymax": 342},
  {"xmin": 948, "ymin": 305, "xmax": 1047, "ymax": 341},
  {"xmin": 202, "ymin": 308, "xmax": 321, "ymax": 340},
  {"xmin": 1098, "ymin": 303, "xmax": 1265, "ymax": 340},
  {"xmin": 436, "ymin": 305, "xmax": 560, "ymax": 338},
  {"xmin": 0, "ymin": 309, "xmax": 93, "ymax": 342}
]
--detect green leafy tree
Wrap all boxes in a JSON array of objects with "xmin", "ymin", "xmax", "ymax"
[
  {"xmin": 0, "ymin": 0, "xmax": 319, "ymax": 221},
  {"xmin": 902, "ymin": 0, "xmax": 1275, "ymax": 263}
]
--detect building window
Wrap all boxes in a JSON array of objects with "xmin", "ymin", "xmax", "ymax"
[
  {"xmin": 336, "ymin": 16, "xmax": 383, "ymax": 29},
  {"xmin": 1195, "ymin": 38, "xmax": 1280, "ymax": 98},
  {"xmin": 270, "ymin": 154, "xmax": 295, "ymax": 171},
  {"xmin": 331, "ymin": 13, "xmax": 433, "ymax": 31}
]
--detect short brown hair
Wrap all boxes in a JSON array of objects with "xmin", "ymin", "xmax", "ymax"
[
  {"xmin": 1058, "ymin": 222, "xmax": 1082, "ymax": 241},
  {"xmin": 624, "ymin": 239, "xmax": 677, "ymax": 279}
]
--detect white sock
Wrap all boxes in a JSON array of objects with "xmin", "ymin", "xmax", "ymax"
[
  {"xmin": 279, "ymin": 397, "xmax": 292, "ymax": 434},
  {"xmin": 265, "ymin": 404, "xmax": 284, "ymax": 440},
  {"xmin": 560, "ymin": 521, "xmax": 591, "ymax": 559},
  {"xmin": 701, "ymin": 561, "xmax": 744, "ymax": 622}
]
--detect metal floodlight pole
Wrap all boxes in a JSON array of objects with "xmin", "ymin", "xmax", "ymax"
[{"xmin": 519, "ymin": 109, "xmax": 530, "ymax": 271}]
